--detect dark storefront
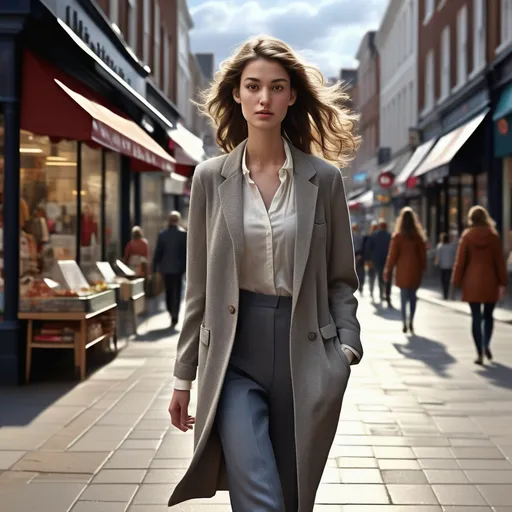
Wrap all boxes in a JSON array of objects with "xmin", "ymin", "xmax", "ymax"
[
  {"xmin": 415, "ymin": 77, "xmax": 492, "ymax": 249},
  {"xmin": 0, "ymin": 0, "xmax": 181, "ymax": 384}
]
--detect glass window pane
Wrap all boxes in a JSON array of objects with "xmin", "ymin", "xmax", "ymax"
[
  {"xmin": 105, "ymin": 152, "xmax": 120, "ymax": 262},
  {"xmin": 80, "ymin": 144, "xmax": 102, "ymax": 275},
  {"xmin": 19, "ymin": 132, "xmax": 78, "ymax": 282},
  {"xmin": 141, "ymin": 172, "xmax": 164, "ymax": 259}
]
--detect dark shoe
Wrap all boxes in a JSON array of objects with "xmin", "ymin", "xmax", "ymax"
[
  {"xmin": 485, "ymin": 348, "xmax": 493, "ymax": 361},
  {"xmin": 474, "ymin": 355, "xmax": 484, "ymax": 365},
  {"xmin": 171, "ymin": 318, "xmax": 178, "ymax": 328},
  {"xmin": 409, "ymin": 322, "xmax": 415, "ymax": 335},
  {"xmin": 402, "ymin": 324, "xmax": 408, "ymax": 333}
]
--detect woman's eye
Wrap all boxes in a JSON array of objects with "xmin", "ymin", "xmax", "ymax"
[
  {"xmin": 273, "ymin": 86, "xmax": 284, "ymax": 91},
  {"xmin": 247, "ymin": 85, "xmax": 258, "ymax": 90}
]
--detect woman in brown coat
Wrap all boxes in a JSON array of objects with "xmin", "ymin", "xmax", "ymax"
[
  {"xmin": 452, "ymin": 206, "xmax": 508, "ymax": 365},
  {"xmin": 384, "ymin": 207, "xmax": 427, "ymax": 334}
]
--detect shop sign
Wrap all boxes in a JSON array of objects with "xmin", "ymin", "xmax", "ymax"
[
  {"xmin": 378, "ymin": 171, "xmax": 395, "ymax": 189},
  {"xmin": 46, "ymin": 0, "xmax": 146, "ymax": 96}
]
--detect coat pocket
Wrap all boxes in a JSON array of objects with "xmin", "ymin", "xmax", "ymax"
[
  {"xmin": 199, "ymin": 326, "xmax": 210, "ymax": 347},
  {"xmin": 320, "ymin": 322, "xmax": 350, "ymax": 370}
]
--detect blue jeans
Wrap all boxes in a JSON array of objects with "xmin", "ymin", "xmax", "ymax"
[
  {"xmin": 469, "ymin": 302, "xmax": 496, "ymax": 354},
  {"xmin": 400, "ymin": 288, "xmax": 417, "ymax": 324}
]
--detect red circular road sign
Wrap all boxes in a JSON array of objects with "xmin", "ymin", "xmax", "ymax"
[{"xmin": 378, "ymin": 171, "xmax": 395, "ymax": 189}]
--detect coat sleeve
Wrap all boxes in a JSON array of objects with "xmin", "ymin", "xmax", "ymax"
[
  {"xmin": 173, "ymin": 171, "xmax": 207, "ymax": 381},
  {"xmin": 494, "ymin": 235, "xmax": 509, "ymax": 287},
  {"xmin": 383, "ymin": 234, "xmax": 400, "ymax": 282},
  {"xmin": 451, "ymin": 235, "xmax": 468, "ymax": 287},
  {"xmin": 327, "ymin": 170, "xmax": 362, "ymax": 363}
]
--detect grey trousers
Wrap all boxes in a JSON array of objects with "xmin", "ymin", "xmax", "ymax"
[{"xmin": 215, "ymin": 290, "xmax": 297, "ymax": 512}]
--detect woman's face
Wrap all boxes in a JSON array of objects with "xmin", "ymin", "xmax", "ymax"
[{"xmin": 234, "ymin": 58, "xmax": 296, "ymax": 132}]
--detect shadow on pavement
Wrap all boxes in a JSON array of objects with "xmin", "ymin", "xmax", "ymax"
[
  {"xmin": 372, "ymin": 302, "xmax": 402, "ymax": 322},
  {"xmin": 135, "ymin": 325, "xmax": 177, "ymax": 342},
  {"xmin": 477, "ymin": 362, "xmax": 512, "ymax": 390},
  {"xmin": 393, "ymin": 334, "xmax": 457, "ymax": 378}
]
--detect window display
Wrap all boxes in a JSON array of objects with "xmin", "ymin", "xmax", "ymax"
[
  {"xmin": 105, "ymin": 152, "xmax": 120, "ymax": 262},
  {"xmin": 80, "ymin": 144, "xmax": 102, "ymax": 275},
  {"xmin": 18, "ymin": 131, "xmax": 78, "ymax": 283}
]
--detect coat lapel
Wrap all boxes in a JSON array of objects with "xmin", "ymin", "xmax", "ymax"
[
  {"xmin": 290, "ymin": 146, "xmax": 318, "ymax": 312},
  {"xmin": 218, "ymin": 141, "xmax": 247, "ymax": 283}
]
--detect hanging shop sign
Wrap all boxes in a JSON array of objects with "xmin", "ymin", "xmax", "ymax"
[{"xmin": 378, "ymin": 171, "xmax": 395, "ymax": 189}]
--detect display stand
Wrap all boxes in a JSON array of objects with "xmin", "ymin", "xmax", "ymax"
[
  {"xmin": 20, "ymin": 261, "xmax": 118, "ymax": 383},
  {"xmin": 20, "ymin": 303, "xmax": 117, "ymax": 383}
]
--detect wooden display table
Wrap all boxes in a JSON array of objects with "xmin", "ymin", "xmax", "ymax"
[{"xmin": 19, "ymin": 303, "xmax": 117, "ymax": 383}]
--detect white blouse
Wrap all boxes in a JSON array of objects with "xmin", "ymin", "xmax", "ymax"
[{"xmin": 174, "ymin": 139, "xmax": 356, "ymax": 390}]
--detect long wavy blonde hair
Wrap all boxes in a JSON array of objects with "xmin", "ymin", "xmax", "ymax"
[
  {"xmin": 197, "ymin": 35, "xmax": 360, "ymax": 167},
  {"xmin": 394, "ymin": 207, "xmax": 427, "ymax": 241},
  {"xmin": 467, "ymin": 205, "xmax": 497, "ymax": 233}
]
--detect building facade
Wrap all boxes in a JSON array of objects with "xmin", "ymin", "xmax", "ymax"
[{"xmin": 350, "ymin": 32, "xmax": 380, "ymax": 226}]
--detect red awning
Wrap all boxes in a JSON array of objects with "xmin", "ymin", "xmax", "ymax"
[{"xmin": 21, "ymin": 51, "xmax": 175, "ymax": 173}]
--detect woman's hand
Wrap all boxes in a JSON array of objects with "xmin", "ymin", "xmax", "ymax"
[{"xmin": 169, "ymin": 390, "xmax": 195, "ymax": 432}]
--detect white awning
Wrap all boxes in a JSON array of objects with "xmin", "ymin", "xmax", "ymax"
[
  {"xmin": 395, "ymin": 140, "xmax": 436, "ymax": 184},
  {"xmin": 414, "ymin": 111, "xmax": 488, "ymax": 178},
  {"xmin": 348, "ymin": 190, "xmax": 374, "ymax": 209},
  {"xmin": 168, "ymin": 123, "xmax": 207, "ymax": 166}
]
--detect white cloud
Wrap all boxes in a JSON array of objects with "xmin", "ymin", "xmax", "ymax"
[{"xmin": 189, "ymin": 0, "xmax": 388, "ymax": 77}]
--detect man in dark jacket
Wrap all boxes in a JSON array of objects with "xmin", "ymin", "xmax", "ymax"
[
  {"xmin": 153, "ymin": 211, "xmax": 187, "ymax": 327},
  {"xmin": 367, "ymin": 219, "xmax": 392, "ymax": 306}
]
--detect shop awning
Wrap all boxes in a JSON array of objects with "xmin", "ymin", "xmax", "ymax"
[
  {"xmin": 414, "ymin": 111, "xmax": 488, "ymax": 180},
  {"xmin": 168, "ymin": 123, "xmax": 207, "ymax": 166},
  {"xmin": 347, "ymin": 187, "xmax": 366, "ymax": 201},
  {"xmin": 21, "ymin": 51, "xmax": 175, "ymax": 173},
  {"xmin": 395, "ymin": 139, "xmax": 436, "ymax": 185},
  {"xmin": 348, "ymin": 190, "xmax": 374, "ymax": 210}
]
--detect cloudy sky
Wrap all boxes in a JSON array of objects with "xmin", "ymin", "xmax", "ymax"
[{"xmin": 188, "ymin": 0, "xmax": 389, "ymax": 78}]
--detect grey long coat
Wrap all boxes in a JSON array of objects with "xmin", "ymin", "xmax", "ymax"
[{"xmin": 168, "ymin": 140, "xmax": 363, "ymax": 511}]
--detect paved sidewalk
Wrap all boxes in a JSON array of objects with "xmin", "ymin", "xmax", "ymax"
[
  {"xmin": 1, "ymin": 297, "xmax": 512, "ymax": 511},
  {"xmin": 416, "ymin": 277, "xmax": 512, "ymax": 324}
]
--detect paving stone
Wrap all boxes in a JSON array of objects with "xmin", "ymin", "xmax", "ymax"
[
  {"xmin": 12, "ymin": 451, "xmax": 109, "ymax": 474},
  {"xmin": 93, "ymin": 470, "xmax": 147, "ymax": 484},
  {"xmin": 457, "ymin": 459, "xmax": 512, "ymax": 470},
  {"xmin": 378, "ymin": 460, "xmax": 421, "ymax": 470},
  {"xmin": 120, "ymin": 440, "xmax": 162, "ymax": 450},
  {"xmin": 464, "ymin": 470, "xmax": 512, "ymax": 484},
  {"xmin": 128, "ymin": 430, "xmax": 167, "ymax": 440},
  {"xmin": 79, "ymin": 484, "xmax": 138, "ymax": 502},
  {"xmin": 72, "ymin": 502, "xmax": 128, "ymax": 512},
  {"xmin": 423, "ymin": 469, "xmax": 469, "ymax": 484},
  {"xmin": 386, "ymin": 485, "xmax": 439, "ymax": 505},
  {"xmin": 0, "ymin": 452, "xmax": 26, "ymax": 470},
  {"xmin": 69, "ymin": 426, "xmax": 131, "ymax": 452},
  {"xmin": 0, "ymin": 482, "xmax": 85, "ymax": 512},
  {"xmin": 0, "ymin": 471, "xmax": 37, "ymax": 485},
  {"xmin": 431, "ymin": 484, "xmax": 487, "ymax": 506},
  {"xmin": 336, "ymin": 457, "xmax": 378, "ymax": 468},
  {"xmin": 338, "ymin": 468, "xmax": 383, "ymax": 484},
  {"xmin": 412, "ymin": 447, "xmax": 454, "ymax": 459},
  {"xmin": 315, "ymin": 484, "xmax": 389, "ymax": 504},
  {"xmin": 381, "ymin": 470, "xmax": 428, "ymax": 484},
  {"xmin": 144, "ymin": 469, "xmax": 186, "ymax": 484},
  {"xmin": 418, "ymin": 459, "xmax": 460, "ymax": 469},
  {"xmin": 104, "ymin": 450, "xmax": 157, "ymax": 470},
  {"xmin": 451, "ymin": 447, "xmax": 506, "ymax": 459},
  {"xmin": 132, "ymin": 484, "xmax": 176, "ymax": 505},
  {"xmin": 31, "ymin": 473, "xmax": 92, "ymax": 484},
  {"xmin": 477, "ymin": 485, "xmax": 512, "ymax": 506},
  {"xmin": 373, "ymin": 447, "xmax": 415, "ymax": 459}
]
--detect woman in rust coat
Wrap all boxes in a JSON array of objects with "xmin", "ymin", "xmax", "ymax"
[
  {"xmin": 384, "ymin": 207, "xmax": 427, "ymax": 334},
  {"xmin": 452, "ymin": 206, "xmax": 508, "ymax": 365}
]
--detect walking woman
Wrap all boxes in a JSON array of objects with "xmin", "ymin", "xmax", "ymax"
[
  {"xmin": 167, "ymin": 35, "xmax": 362, "ymax": 511},
  {"xmin": 384, "ymin": 207, "xmax": 427, "ymax": 334},
  {"xmin": 452, "ymin": 206, "xmax": 507, "ymax": 365}
]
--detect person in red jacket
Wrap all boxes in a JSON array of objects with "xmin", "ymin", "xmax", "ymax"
[{"xmin": 452, "ymin": 206, "xmax": 508, "ymax": 365}]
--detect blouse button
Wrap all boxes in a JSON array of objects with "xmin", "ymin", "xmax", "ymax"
[
  {"xmin": 228, "ymin": 305, "xmax": 236, "ymax": 314},
  {"xmin": 308, "ymin": 332, "xmax": 317, "ymax": 341}
]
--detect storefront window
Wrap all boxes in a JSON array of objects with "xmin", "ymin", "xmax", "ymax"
[
  {"xmin": 105, "ymin": 152, "xmax": 120, "ymax": 262},
  {"xmin": 19, "ymin": 132, "xmax": 78, "ymax": 285},
  {"xmin": 141, "ymin": 173, "xmax": 165, "ymax": 258},
  {"xmin": 476, "ymin": 172, "xmax": 488, "ymax": 209},
  {"xmin": 80, "ymin": 144, "xmax": 102, "ymax": 275},
  {"xmin": 461, "ymin": 174, "xmax": 474, "ymax": 230},
  {"xmin": 0, "ymin": 111, "xmax": 4, "ymax": 321}
]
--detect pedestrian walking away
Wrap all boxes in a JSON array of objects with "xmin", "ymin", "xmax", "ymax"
[
  {"xmin": 364, "ymin": 220, "xmax": 379, "ymax": 301},
  {"xmin": 167, "ymin": 35, "xmax": 363, "ymax": 512},
  {"xmin": 451, "ymin": 206, "xmax": 508, "ymax": 365},
  {"xmin": 352, "ymin": 222, "xmax": 365, "ymax": 295},
  {"xmin": 435, "ymin": 232, "xmax": 457, "ymax": 300},
  {"xmin": 383, "ymin": 207, "xmax": 427, "ymax": 334},
  {"xmin": 367, "ymin": 218, "xmax": 392, "ymax": 307},
  {"xmin": 153, "ymin": 211, "xmax": 187, "ymax": 328}
]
